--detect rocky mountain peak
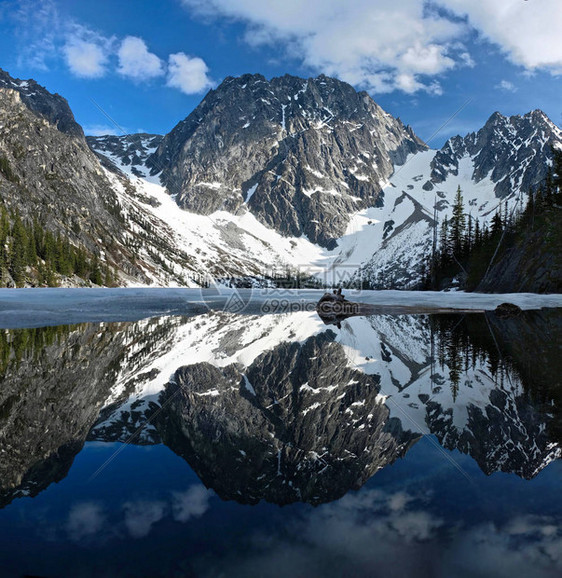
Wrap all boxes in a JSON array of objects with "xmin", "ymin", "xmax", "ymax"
[
  {"xmin": 527, "ymin": 108, "xmax": 554, "ymax": 124},
  {"xmin": 430, "ymin": 108, "xmax": 562, "ymax": 198},
  {"xmin": 0, "ymin": 68, "xmax": 83, "ymax": 138},
  {"xmin": 148, "ymin": 73, "xmax": 427, "ymax": 248},
  {"xmin": 480, "ymin": 108, "xmax": 560, "ymax": 142},
  {"xmin": 87, "ymin": 133, "xmax": 163, "ymax": 179}
]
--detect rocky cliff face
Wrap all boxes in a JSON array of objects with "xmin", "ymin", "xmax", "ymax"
[
  {"xmin": 0, "ymin": 69, "xmax": 83, "ymax": 138},
  {"xmin": 0, "ymin": 70, "xmax": 154, "ymax": 284},
  {"xmin": 0, "ymin": 324, "xmax": 124, "ymax": 506},
  {"xmin": 430, "ymin": 110, "xmax": 562, "ymax": 199},
  {"xmin": 0, "ymin": 85, "xmax": 118, "ymax": 250},
  {"xmin": 148, "ymin": 73, "xmax": 426, "ymax": 248},
  {"xmin": 0, "ymin": 68, "xmax": 202, "ymax": 286},
  {"xmin": 0, "ymin": 316, "xmax": 190, "ymax": 507}
]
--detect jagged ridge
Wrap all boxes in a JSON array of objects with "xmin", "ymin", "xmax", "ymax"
[{"xmin": 430, "ymin": 109, "xmax": 562, "ymax": 198}]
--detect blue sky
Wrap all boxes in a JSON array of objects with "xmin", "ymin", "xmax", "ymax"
[{"xmin": 1, "ymin": 0, "xmax": 561, "ymax": 147}]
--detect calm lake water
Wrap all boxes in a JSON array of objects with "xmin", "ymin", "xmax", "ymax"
[{"xmin": 1, "ymin": 289, "xmax": 561, "ymax": 577}]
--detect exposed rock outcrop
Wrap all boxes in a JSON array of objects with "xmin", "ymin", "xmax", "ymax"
[
  {"xmin": 148, "ymin": 73, "xmax": 427, "ymax": 248},
  {"xmin": 430, "ymin": 110, "xmax": 562, "ymax": 199}
]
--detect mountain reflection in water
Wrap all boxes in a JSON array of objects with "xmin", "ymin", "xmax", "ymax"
[
  {"xmin": 1, "ymin": 304, "xmax": 562, "ymax": 577},
  {"xmin": 0, "ymin": 308, "xmax": 560, "ymax": 510}
]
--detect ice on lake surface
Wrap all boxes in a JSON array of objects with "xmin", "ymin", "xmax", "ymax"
[
  {"xmin": 0, "ymin": 289, "xmax": 561, "ymax": 577},
  {"xmin": 0, "ymin": 287, "xmax": 561, "ymax": 328}
]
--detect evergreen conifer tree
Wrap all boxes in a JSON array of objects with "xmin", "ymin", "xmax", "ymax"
[{"xmin": 449, "ymin": 186, "xmax": 466, "ymax": 258}]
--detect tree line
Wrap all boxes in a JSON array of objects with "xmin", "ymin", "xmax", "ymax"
[
  {"xmin": 0, "ymin": 204, "xmax": 115, "ymax": 287},
  {"xmin": 422, "ymin": 147, "xmax": 562, "ymax": 290},
  {"xmin": 0, "ymin": 324, "xmax": 79, "ymax": 375}
]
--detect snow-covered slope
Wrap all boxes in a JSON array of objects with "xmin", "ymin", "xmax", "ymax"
[
  {"xmin": 89, "ymin": 102, "xmax": 562, "ymax": 288},
  {"xmin": 100, "ymin": 158, "xmax": 327, "ymax": 286},
  {"xmin": 346, "ymin": 148, "xmax": 503, "ymax": 287},
  {"xmin": 86, "ymin": 133, "xmax": 162, "ymax": 179},
  {"xmin": 317, "ymin": 107, "xmax": 562, "ymax": 287}
]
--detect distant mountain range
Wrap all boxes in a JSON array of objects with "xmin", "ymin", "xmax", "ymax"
[{"xmin": 1, "ymin": 66, "xmax": 561, "ymax": 288}]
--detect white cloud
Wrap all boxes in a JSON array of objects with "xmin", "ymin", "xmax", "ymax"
[
  {"xmin": 63, "ymin": 40, "xmax": 107, "ymax": 78},
  {"xmin": 459, "ymin": 51, "xmax": 476, "ymax": 69},
  {"xmin": 12, "ymin": 0, "xmax": 60, "ymax": 70},
  {"xmin": 123, "ymin": 500, "xmax": 167, "ymax": 538},
  {"xmin": 442, "ymin": 516, "xmax": 562, "ymax": 577},
  {"xmin": 438, "ymin": 1, "xmax": 562, "ymax": 73},
  {"xmin": 496, "ymin": 80, "xmax": 517, "ymax": 93},
  {"xmin": 199, "ymin": 488, "xmax": 445, "ymax": 577},
  {"xmin": 180, "ymin": 0, "xmax": 468, "ymax": 94},
  {"xmin": 10, "ymin": 2, "xmax": 113, "ymax": 77},
  {"xmin": 172, "ymin": 485, "xmax": 213, "ymax": 522},
  {"xmin": 66, "ymin": 502, "xmax": 106, "ymax": 541},
  {"xmin": 63, "ymin": 25, "xmax": 113, "ymax": 78},
  {"xmin": 194, "ymin": 489, "xmax": 562, "ymax": 578},
  {"xmin": 120, "ymin": 488, "xmax": 212, "ymax": 538},
  {"xmin": 10, "ymin": 2, "xmax": 215, "ymax": 92},
  {"xmin": 181, "ymin": 0, "xmax": 562, "ymax": 95},
  {"xmin": 117, "ymin": 36, "xmax": 164, "ymax": 81},
  {"xmin": 83, "ymin": 124, "xmax": 122, "ymax": 136},
  {"xmin": 388, "ymin": 491, "xmax": 412, "ymax": 512},
  {"xmin": 401, "ymin": 43, "xmax": 455, "ymax": 76},
  {"xmin": 167, "ymin": 52, "xmax": 214, "ymax": 94},
  {"xmin": 309, "ymin": 489, "xmax": 444, "ymax": 544}
]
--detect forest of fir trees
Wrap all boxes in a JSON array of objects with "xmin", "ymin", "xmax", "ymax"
[
  {"xmin": 0, "ymin": 204, "xmax": 115, "ymax": 288},
  {"xmin": 422, "ymin": 148, "xmax": 562, "ymax": 290}
]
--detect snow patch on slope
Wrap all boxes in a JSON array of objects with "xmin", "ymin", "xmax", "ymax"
[{"xmin": 96, "ymin": 133, "xmax": 552, "ymax": 288}]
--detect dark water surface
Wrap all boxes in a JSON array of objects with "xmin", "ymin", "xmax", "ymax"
[{"xmin": 1, "ymin": 290, "xmax": 561, "ymax": 577}]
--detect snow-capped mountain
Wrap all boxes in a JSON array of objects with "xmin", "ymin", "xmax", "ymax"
[
  {"xmin": 88, "ymin": 309, "xmax": 562, "ymax": 498},
  {"xmin": 156, "ymin": 330, "xmax": 417, "ymax": 505},
  {"xmin": 2, "ymin": 66, "xmax": 561, "ymax": 288},
  {"xmin": 430, "ymin": 110, "xmax": 562, "ymax": 199},
  {"xmin": 89, "ymin": 74, "xmax": 562, "ymax": 289},
  {"xmin": 146, "ymin": 73, "xmax": 426, "ymax": 248}
]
